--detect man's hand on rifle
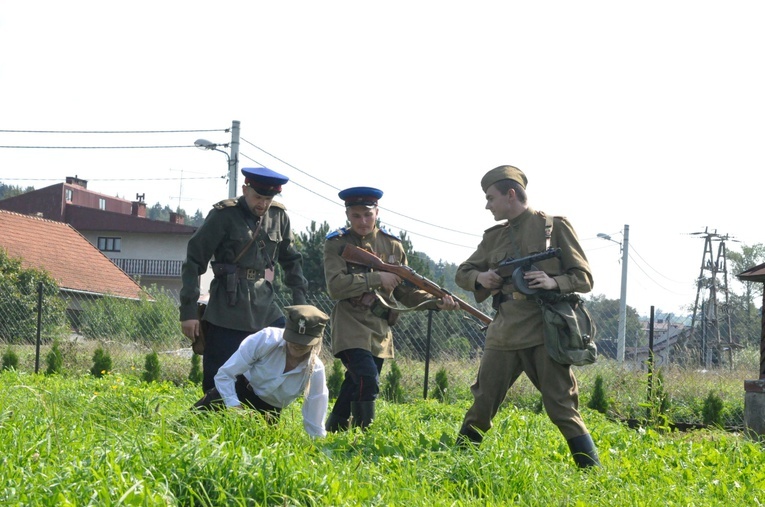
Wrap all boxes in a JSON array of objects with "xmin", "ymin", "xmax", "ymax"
[
  {"xmin": 523, "ymin": 269, "xmax": 559, "ymax": 291},
  {"xmin": 436, "ymin": 294, "xmax": 460, "ymax": 311},
  {"xmin": 477, "ymin": 270, "xmax": 504, "ymax": 290},
  {"xmin": 379, "ymin": 272, "xmax": 403, "ymax": 293}
]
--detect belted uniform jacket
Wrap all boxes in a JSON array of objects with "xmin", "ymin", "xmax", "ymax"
[
  {"xmin": 179, "ymin": 196, "xmax": 307, "ymax": 332},
  {"xmin": 456, "ymin": 207, "xmax": 593, "ymax": 350},
  {"xmin": 324, "ymin": 226, "xmax": 439, "ymax": 358}
]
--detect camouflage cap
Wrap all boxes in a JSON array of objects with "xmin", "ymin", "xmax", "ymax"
[
  {"xmin": 282, "ymin": 305, "xmax": 329, "ymax": 346},
  {"xmin": 480, "ymin": 165, "xmax": 528, "ymax": 192}
]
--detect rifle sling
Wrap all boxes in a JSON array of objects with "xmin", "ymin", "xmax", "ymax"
[{"xmin": 372, "ymin": 290, "xmax": 434, "ymax": 313}]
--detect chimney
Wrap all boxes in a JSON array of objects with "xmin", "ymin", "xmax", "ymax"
[
  {"xmin": 132, "ymin": 193, "xmax": 146, "ymax": 218},
  {"xmin": 131, "ymin": 201, "xmax": 146, "ymax": 218},
  {"xmin": 65, "ymin": 175, "xmax": 88, "ymax": 188},
  {"xmin": 169, "ymin": 211, "xmax": 184, "ymax": 225}
]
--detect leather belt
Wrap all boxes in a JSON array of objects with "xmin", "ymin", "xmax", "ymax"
[
  {"xmin": 498, "ymin": 292, "xmax": 528, "ymax": 303},
  {"xmin": 237, "ymin": 267, "xmax": 264, "ymax": 281}
]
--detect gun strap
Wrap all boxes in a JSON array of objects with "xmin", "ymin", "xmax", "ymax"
[
  {"xmin": 373, "ymin": 290, "xmax": 434, "ymax": 313},
  {"xmin": 234, "ymin": 213, "xmax": 263, "ymax": 264},
  {"xmin": 544, "ymin": 214, "xmax": 554, "ymax": 250}
]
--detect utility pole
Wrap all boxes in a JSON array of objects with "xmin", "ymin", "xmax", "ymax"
[
  {"xmin": 617, "ymin": 224, "xmax": 629, "ymax": 363},
  {"xmin": 228, "ymin": 120, "xmax": 240, "ymax": 199},
  {"xmin": 597, "ymin": 224, "xmax": 629, "ymax": 362}
]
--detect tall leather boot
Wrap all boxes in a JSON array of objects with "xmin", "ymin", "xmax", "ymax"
[
  {"xmin": 350, "ymin": 401, "xmax": 375, "ymax": 430},
  {"xmin": 567, "ymin": 433, "xmax": 601, "ymax": 468},
  {"xmin": 325, "ymin": 412, "xmax": 349, "ymax": 433}
]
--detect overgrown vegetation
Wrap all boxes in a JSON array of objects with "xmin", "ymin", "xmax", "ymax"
[
  {"xmin": 1, "ymin": 348, "xmax": 19, "ymax": 370},
  {"xmin": 0, "ymin": 371, "xmax": 762, "ymax": 506},
  {"xmin": 382, "ymin": 360, "xmax": 405, "ymax": 403},
  {"xmin": 327, "ymin": 358, "xmax": 344, "ymax": 399},
  {"xmin": 45, "ymin": 339, "xmax": 63, "ymax": 375}
]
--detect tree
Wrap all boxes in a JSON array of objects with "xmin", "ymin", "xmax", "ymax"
[
  {"xmin": 726, "ymin": 243, "xmax": 765, "ymax": 348},
  {"xmin": 0, "ymin": 248, "xmax": 68, "ymax": 344},
  {"xmin": 0, "ymin": 182, "xmax": 34, "ymax": 200},
  {"xmin": 584, "ymin": 294, "xmax": 643, "ymax": 357},
  {"xmin": 295, "ymin": 220, "xmax": 332, "ymax": 294}
]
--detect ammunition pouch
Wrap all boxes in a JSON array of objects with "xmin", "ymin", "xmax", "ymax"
[{"xmin": 536, "ymin": 292, "xmax": 597, "ymax": 366}]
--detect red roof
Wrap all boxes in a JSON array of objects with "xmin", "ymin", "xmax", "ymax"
[{"xmin": 0, "ymin": 210, "xmax": 145, "ymax": 299}]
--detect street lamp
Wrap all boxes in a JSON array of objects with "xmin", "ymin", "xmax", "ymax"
[
  {"xmin": 597, "ymin": 225, "xmax": 630, "ymax": 362},
  {"xmin": 194, "ymin": 138, "xmax": 238, "ymax": 198}
]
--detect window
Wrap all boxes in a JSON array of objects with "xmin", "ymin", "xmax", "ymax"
[
  {"xmin": 97, "ymin": 237, "xmax": 121, "ymax": 252},
  {"xmin": 65, "ymin": 189, "xmax": 73, "ymax": 202},
  {"xmin": 98, "ymin": 198, "xmax": 106, "ymax": 210}
]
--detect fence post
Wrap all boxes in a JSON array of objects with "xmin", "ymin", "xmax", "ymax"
[
  {"xmin": 423, "ymin": 309, "xmax": 434, "ymax": 399},
  {"xmin": 646, "ymin": 305, "xmax": 655, "ymax": 418},
  {"xmin": 35, "ymin": 281, "xmax": 43, "ymax": 374}
]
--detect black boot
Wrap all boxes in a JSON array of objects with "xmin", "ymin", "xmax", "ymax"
[
  {"xmin": 456, "ymin": 426, "xmax": 483, "ymax": 448},
  {"xmin": 350, "ymin": 401, "xmax": 375, "ymax": 430},
  {"xmin": 567, "ymin": 433, "xmax": 601, "ymax": 468},
  {"xmin": 325, "ymin": 412, "xmax": 349, "ymax": 433}
]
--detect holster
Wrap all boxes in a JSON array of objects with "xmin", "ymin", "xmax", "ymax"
[{"xmin": 211, "ymin": 262, "xmax": 239, "ymax": 306}]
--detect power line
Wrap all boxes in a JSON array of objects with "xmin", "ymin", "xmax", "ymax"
[
  {"xmin": 241, "ymin": 137, "xmax": 481, "ymax": 238},
  {"xmin": 0, "ymin": 145, "xmax": 197, "ymax": 149},
  {"xmin": 0, "ymin": 128, "xmax": 227, "ymax": 134}
]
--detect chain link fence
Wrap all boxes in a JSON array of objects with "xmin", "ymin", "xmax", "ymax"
[{"xmin": 0, "ymin": 281, "xmax": 759, "ymax": 429}]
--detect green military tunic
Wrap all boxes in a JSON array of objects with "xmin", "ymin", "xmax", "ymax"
[
  {"xmin": 456, "ymin": 207, "xmax": 593, "ymax": 350},
  {"xmin": 324, "ymin": 226, "xmax": 440, "ymax": 358},
  {"xmin": 179, "ymin": 196, "xmax": 307, "ymax": 332}
]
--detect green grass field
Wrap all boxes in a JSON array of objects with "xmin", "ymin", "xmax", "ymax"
[{"xmin": 1, "ymin": 370, "xmax": 763, "ymax": 506}]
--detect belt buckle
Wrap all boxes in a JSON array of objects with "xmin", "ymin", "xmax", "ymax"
[
  {"xmin": 512, "ymin": 292, "xmax": 527, "ymax": 300},
  {"xmin": 245, "ymin": 269, "xmax": 258, "ymax": 281}
]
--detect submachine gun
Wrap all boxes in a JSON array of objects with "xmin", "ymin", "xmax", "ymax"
[
  {"xmin": 341, "ymin": 244, "xmax": 493, "ymax": 326},
  {"xmin": 495, "ymin": 247, "xmax": 562, "ymax": 295}
]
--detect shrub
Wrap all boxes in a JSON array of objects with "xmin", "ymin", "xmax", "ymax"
[
  {"xmin": 430, "ymin": 367, "xmax": 449, "ymax": 402},
  {"xmin": 189, "ymin": 354, "xmax": 203, "ymax": 384},
  {"xmin": 382, "ymin": 360, "xmax": 405, "ymax": 403},
  {"xmin": 142, "ymin": 351, "xmax": 161, "ymax": 383},
  {"xmin": 45, "ymin": 340, "xmax": 64, "ymax": 375},
  {"xmin": 327, "ymin": 358, "xmax": 344, "ymax": 400},
  {"xmin": 702, "ymin": 391, "xmax": 724, "ymax": 427},
  {"xmin": 2, "ymin": 348, "xmax": 19, "ymax": 371},
  {"xmin": 587, "ymin": 374, "xmax": 609, "ymax": 414},
  {"xmin": 90, "ymin": 347, "xmax": 112, "ymax": 378}
]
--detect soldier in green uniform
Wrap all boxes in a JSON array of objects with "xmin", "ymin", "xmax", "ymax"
[
  {"xmin": 323, "ymin": 186, "xmax": 459, "ymax": 431},
  {"xmin": 455, "ymin": 165, "xmax": 601, "ymax": 468},
  {"xmin": 180, "ymin": 167, "xmax": 308, "ymax": 392}
]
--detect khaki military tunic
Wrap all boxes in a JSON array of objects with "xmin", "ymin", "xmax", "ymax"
[
  {"xmin": 179, "ymin": 196, "xmax": 307, "ymax": 332},
  {"xmin": 324, "ymin": 226, "xmax": 439, "ymax": 358},
  {"xmin": 456, "ymin": 207, "xmax": 593, "ymax": 350}
]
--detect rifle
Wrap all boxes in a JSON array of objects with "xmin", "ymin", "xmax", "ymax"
[
  {"xmin": 341, "ymin": 244, "xmax": 493, "ymax": 326},
  {"xmin": 495, "ymin": 247, "xmax": 562, "ymax": 295}
]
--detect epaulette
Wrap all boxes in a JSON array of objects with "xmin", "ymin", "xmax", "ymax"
[
  {"xmin": 326, "ymin": 226, "xmax": 350, "ymax": 240},
  {"xmin": 212, "ymin": 198, "xmax": 238, "ymax": 210},
  {"xmin": 484, "ymin": 223, "xmax": 506, "ymax": 234},
  {"xmin": 270, "ymin": 200, "xmax": 286, "ymax": 210},
  {"xmin": 378, "ymin": 225, "xmax": 401, "ymax": 240}
]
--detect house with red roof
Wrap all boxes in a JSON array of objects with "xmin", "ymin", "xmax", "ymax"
[
  {"xmin": 0, "ymin": 210, "xmax": 144, "ymax": 300},
  {"xmin": 0, "ymin": 176, "xmax": 202, "ymax": 297}
]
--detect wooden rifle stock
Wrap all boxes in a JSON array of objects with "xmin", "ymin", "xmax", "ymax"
[{"xmin": 341, "ymin": 244, "xmax": 493, "ymax": 326}]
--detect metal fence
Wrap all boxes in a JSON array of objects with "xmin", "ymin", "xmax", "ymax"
[{"xmin": 0, "ymin": 281, "xmax": 759, "ymax": 429}]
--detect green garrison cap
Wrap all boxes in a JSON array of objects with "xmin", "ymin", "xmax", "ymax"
[
  {"xmin": 282, "ymin": 305, "xmax": 329, "ymax": 346},
  {"xmin": 480, "ymin": 165, "xmax": 528, "ymax": 192}
]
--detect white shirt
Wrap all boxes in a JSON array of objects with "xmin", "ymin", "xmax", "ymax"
[{"xmin": 214, "ymin": 327, "xmax": 328, "ymax": 438}]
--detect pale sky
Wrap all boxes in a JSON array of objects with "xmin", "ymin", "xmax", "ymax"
[{"xmin": 2, "ymin": 1, "xmax": 763, "ymax": 317}]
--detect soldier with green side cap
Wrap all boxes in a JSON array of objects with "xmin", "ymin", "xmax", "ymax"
[{"xmin": 455, "ymin": 164, "xmax": 601, "ymax": 468}]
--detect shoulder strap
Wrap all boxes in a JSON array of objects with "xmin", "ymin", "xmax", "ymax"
[
  {"xmin": 233, "ymin": 210, "xmax": 263, "ymax": 263},
  {"xmin": 544, "ymin": 214, "xmax": 554, "ymax": 249}
]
